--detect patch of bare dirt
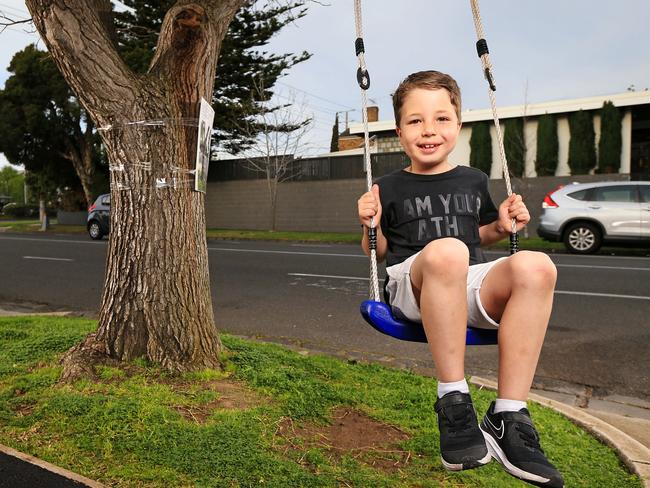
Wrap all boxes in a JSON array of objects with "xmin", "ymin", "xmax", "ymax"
[{"xmin": 276, "ymin": 407, "xmax": 413, "ymax": 473}]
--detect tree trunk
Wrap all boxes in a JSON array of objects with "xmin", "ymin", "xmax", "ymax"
[
  {"xmin": 63, "ymin": 131, "xmax": 96, "ymax": 208},
  {"xmin": 26, "ymin": 0, "xmax": 246, "ymax": 379},
  {"xmin": 39, "ymin": 197, "xmax": 49, "ymax": 231}
]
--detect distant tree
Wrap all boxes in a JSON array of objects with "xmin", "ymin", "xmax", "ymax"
[
  {"xmin": 0, "ymin": 166, "xmax": 25, "ymax": 203},
  {"xmin": 568, "ymin": 110, "xmax": 596, "ymax": 175},
  {"xmin": 330, "ymin": 113, "xmax": 339, "ymax": 152},
  {"xmin": 239, "ymin": 84, "xmax": 312, "ymax": 231},
  {"xmin": 597, "ymin": 101, "xmax": 622, "ymax": 174},
  {"xmin": 535, "ymin": 114, "xmax": 558, "ymax": 176},
  {"xmin": 470, "ymin": 121, "xmax": 492, "ymax": 175},
  {"xmin": 0, "ymin": 45, "xmax": 107, "ymax": 208},
  {"xmin": 114, "ymin": 0, "xmax": 311, "ymax": 154},
  {"xmin": 504, "ymin": 118, "xmax": 525, "ymax": 177}
]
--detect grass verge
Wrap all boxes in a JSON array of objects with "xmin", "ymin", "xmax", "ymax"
[
  {"xmin": 0, "ymin": 315, "xmax": 642, "ymax": 487},
  {"xmin": 0, "ymin": 220, "xmax": 86, "ymax": 235}
]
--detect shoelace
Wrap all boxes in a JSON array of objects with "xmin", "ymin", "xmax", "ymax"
[
  {"xmin": 442, "ymin": 405, "xmax": 474, "ymax": 434},
  {"xmin": 515, "ymin": 424, "xmax": 544, "ymax": 453}
]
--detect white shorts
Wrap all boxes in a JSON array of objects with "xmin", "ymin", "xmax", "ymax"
[{"xmin": 385, "ymin": 253, "xmax": 507, "ymax": 329}]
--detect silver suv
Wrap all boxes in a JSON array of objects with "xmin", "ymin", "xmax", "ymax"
[{"xmin": 538, "ymin": 181, "xmax": 650, "ymax": 254}]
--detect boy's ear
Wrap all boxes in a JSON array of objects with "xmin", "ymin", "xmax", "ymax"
[{"xmin": 395, "ymin": 127, "xmax": 401, "ymax": 137}]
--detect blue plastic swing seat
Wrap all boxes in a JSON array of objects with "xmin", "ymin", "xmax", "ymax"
[{"xmin": 360, "ymin": 300, "xmax": 498, "ymax": 345}]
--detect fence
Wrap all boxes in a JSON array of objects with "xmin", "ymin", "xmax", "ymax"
[{"xmin": 208, "ymin": 152, "xmax": 410, "ymax": 182}]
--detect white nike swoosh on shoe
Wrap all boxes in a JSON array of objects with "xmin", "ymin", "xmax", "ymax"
[{"xmin": 484, "ymin": 415, "xmax": 505, "ymax": 439}]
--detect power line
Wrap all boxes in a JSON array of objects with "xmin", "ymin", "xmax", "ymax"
[
  {"xmin": 277, "ymin": 80, "xmax": 355, "ymax": 110},
  {"xmin": 0, "ymin": 3, "xmax": 30, "ymax": 18}
]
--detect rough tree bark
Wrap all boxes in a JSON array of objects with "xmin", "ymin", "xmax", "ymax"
[{"xmin": 25, "ymin": 0, "xmax": 246, "ymax": 380}]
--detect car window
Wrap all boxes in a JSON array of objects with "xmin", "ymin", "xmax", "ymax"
[
  {"xmin": 101, "ymin": 196, "xmax": 111, "ymax": 206},
  {"xmin": 567, "ymin": 189, "xmax": 589, "ymax": 201},
  {"xmin": 591, "ymin": 185, "xmax": 637, "ymax": 203},
  {"xmin": 640, "ymin": 186, "xmax": 650, "ymax": 203}
]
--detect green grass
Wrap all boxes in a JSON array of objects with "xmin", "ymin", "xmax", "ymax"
[
  {"xmin": 0, "ymin": 316, "xmax": 642, "ymax": 487},
  {"xmin": 0, "ymin": 220, "xmax": 86, "ymax": 234},
  {"xmin": 205, "ymin": 228, "xmax": 361, "ymax": 244}
]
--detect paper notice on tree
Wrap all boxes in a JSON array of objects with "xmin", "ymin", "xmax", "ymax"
[{"xmin": 195, "ymin": 98, "xmax": 215, "ymax": 193}]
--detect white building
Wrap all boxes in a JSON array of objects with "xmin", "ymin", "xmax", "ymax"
[{"xmin": 340, "ymin": 90, "xmax": 650, "ymax": 179}]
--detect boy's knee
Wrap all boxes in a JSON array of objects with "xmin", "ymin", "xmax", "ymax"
[
  {"xmin": 510, "ymin": 251, "xmax": 557, "ymax": 289},
  {"xmin": 419, "ymin": 238, "xmax": 469, "ymax": 276}
]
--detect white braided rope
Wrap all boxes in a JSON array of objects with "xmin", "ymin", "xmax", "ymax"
[
  {"xmin": 469, "ymin": 0, "xmax": 517, "ymax": 234},
  {"xmin": 354, "ymin": 0, "xmax": 381, "ymax": 302}
]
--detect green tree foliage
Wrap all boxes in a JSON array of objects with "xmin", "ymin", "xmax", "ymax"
[
  {"xmin": 535, "ymin": 114, "xmax": 558, "ymax": 176},
  {"xmin": 568, "ymin": 110, "xmax": 596, "ymax": 175},
  {"xmin": 0, "ymin": 46, "xmax": 88, "ymax": 205},
  {"xmin": 330, "ymin": 113, "xmax": 339, "ymax": 152},
  {"xmin": 469, "ymin": 122, "xmax": 492, "ymax": 175},
  {"xmin": 114, "ymin": 0, "xmax": 311, "ymax": 154},
  {"xmin": 504, "ymin": 118, "xmax": 525, "ymax": 177},
  {"xmin": 597, "ymin": 101, "xmax": 622, "ymax": 173},
  {"xmin": 0, "ymin": 166, "xmax": 25, "ymax": 203}
]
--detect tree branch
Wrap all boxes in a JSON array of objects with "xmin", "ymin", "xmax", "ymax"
[
  {"xmin": 24, "ymin": 0, "xmax": 135, "ymax": 125},
  {"xmin": 149, "ymin": 0, "xmax": 246, "ymax": 114}
]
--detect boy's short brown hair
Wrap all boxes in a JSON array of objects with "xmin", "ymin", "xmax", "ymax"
[{"xmin": 392, "ymin": 70, "xmax": 462, "ymax": 126}]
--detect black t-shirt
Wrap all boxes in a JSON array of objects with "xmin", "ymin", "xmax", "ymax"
[{"xmin": 377, "ymin": 166, "xmax": 499, "ymax": 267}]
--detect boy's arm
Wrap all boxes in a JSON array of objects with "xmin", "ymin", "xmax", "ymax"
[
  {"xmin": 479, "ymin": 221, "xmax": 509, "ymax": 246},
  {"xmin": 479, "ymin": 193, "xmax": 530, "ymax": 246},
  {"xmin": 361, "ymin": 224, "xmax": 388, "ymax": 262}
]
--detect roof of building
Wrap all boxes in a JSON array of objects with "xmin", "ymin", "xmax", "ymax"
[{"xmin": 348, "ymin": 90, "xmax": 650, "ymax": 135}]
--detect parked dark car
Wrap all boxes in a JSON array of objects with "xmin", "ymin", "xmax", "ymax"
[
  {"xmin": 87, "ymin": 193, "xmax": 110, "ymax": 240},
  {"xmin": 538, "ymin": 181, "xmax": 650, "ymax": 253}
]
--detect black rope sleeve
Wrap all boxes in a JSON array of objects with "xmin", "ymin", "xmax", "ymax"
[
  {"xmin": 510, "ymin": 232, "xmax": 519, "ymax": 254},
  {"xmin": 367, "ymin": 226, "xmax": 377, "ymax": 251},
  {"xmin": 476, "ymin": 38, "xmax": 489, "ymax": 57},
  {"xmin": 355, "ymin": 37, "xmax": 365, "ymax": 56}
]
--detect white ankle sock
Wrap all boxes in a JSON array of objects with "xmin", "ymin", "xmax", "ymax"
[
  {"xmin": 493, "ymin": 398, "xmax": 527, "ymax": 413},
  {"xmin": 437, "ymin": 379, "xmax": 469, "ymax": 398}
]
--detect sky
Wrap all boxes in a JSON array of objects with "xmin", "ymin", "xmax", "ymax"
[{"xmin": 1, "ymin": 0, "xmax": 649, "ymax": 168}]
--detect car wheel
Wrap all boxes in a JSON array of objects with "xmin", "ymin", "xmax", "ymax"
[
  {"xmin": 563, "ymin": 222, "xmax": 602, "ymax": 254},
  {"xmin": 88, "ymin": 221, "xmax": 103, "ymax": 240}
]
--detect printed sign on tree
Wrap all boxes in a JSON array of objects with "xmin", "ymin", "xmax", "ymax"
[{"xmin": 195, "ymin": 98, "xmax": 215, "ymax": 193}]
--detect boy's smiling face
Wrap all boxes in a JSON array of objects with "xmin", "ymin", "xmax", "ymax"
[{"xmin": 396, "ymin": 88, "xmax": 461, "ymax": 174}]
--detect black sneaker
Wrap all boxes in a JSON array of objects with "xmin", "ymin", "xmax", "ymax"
[
  {"xmin": 434, "ymin": 391, "xmax": 491, "ymax": 471},
  {"xmin": 480, "ymin": 401, "xmax": 564, "ymax": 487}
]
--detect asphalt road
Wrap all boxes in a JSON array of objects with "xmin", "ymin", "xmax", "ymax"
[{"xmin": 1, "ymin": 232, "xmax": 649, "ymax": 401}]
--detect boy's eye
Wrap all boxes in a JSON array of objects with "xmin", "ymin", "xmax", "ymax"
[
  {"xmin": 408, "ymin": 119, "xmax": 421, "ymax": 124},
  {"xmin": 437, "ymin": 116, "xmax": 451, "ymax": 123}
]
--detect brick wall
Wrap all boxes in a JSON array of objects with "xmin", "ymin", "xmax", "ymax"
[{"xmin": 206, "ymin": 174, "xmax": 630, "ymax": 234}]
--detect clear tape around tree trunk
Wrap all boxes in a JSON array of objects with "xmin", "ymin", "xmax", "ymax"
[
  {"xmin": 101, "ymin": 118, "xmax": 205, "ymax": 191},
  {"xmin": 97, "ymin": 117, "xmax": 201, "ymax": 131},
  {"xmin": 112, "ymin": 178, "xmax": 197, "ymax": 191}
]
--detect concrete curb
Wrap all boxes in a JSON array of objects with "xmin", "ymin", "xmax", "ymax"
[
  {"xmin": 0, "ymin": 444, "xmax": 106, "ymax": 487},
  {"xmin": 470, "ymin": 376, "xmax": 650, "ymax": 487}
]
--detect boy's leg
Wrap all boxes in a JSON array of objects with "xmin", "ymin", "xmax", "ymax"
[
  {"xmin": 410, "ymin": 238, "xmax": 490, "ymax": 470},
  {"xmin": 410, "ymin": 237, "xmax": 469, "ymax": 382},
  {"xmin": 478, "ymin": 251, "xmax": 557, "ymax": 400},
  {"xmin": 477, "ymin": 251, "xmax": 564, "ymax": 487}
]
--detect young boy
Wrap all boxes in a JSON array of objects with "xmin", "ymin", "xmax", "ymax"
[{"xmin": 357, "ymin": 71, "xmax": 563, "ymax": 488}]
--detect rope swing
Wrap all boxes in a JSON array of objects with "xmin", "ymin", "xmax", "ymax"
[{"xmin": 355, "ymin": 0, "xmax": 518, "ymax": 344}]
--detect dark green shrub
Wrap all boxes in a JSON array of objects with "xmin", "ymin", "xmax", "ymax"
[
  {"xmin": 597, "ymin": 101, "xmax": 622, "ymax": 174},
  {"xmin": 470, "ymin": 121, "xmax": 492, "ymax": 175},
  {"xmin": 535, "ymin": 114, "xmax": 558, "ymax": 176},
  {"xmin": 568, "ymin": 110, "xmax": 596, "ymax": 175},
  {"xmin": 2, "ymin": 203, "xmax": 38, "ymax": 218},
  {"xmin": 504, "ymin": 118, "xmax": 525, "ymax": 177}
]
